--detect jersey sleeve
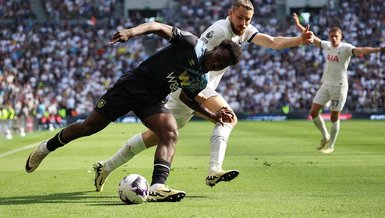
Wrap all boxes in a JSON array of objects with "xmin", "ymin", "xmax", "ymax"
[
  {"xmin": 320, "ymin": 40, "xmax": 328, "ymax": 49},
  {"xmin": 343, "ymin": 42, "xmax": 355, "ymax": 57},
  {"xmin": 200, "ymin": 24, "xmax": 228, "ymax": 51},
  {"xmin": 169, "ymin": 27, "xmax": 199, "ymax": 48},
  {"xmin": 245, "ymin": 24, "xmax": 259, "ymax": 42}
]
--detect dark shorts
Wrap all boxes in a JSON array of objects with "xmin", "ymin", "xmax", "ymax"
[{"xmin": 94, "ymin": 73, "xmax": 170, "ymax": 122}]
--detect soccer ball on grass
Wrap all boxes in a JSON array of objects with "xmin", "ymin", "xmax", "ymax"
[{"xmin": 118, "ymin": 174, "xmax": 149, "ymax": 204}]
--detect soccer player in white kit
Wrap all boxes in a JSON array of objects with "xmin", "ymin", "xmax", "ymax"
[
  {"xmin": 293, "ymin": 13, "xmax": 385, "ymax": 154},
  {"xmin": 93, "ymin": 0, "xmax": 314, "ymax": 192}
]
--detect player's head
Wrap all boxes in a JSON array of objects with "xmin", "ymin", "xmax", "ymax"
[
  {"xmin": 201, "ymin": 39, "xmax": 241, "ymax": 72},
  {"xmin": 228, "ymin": 0, "xmax": 254, "ymax": 36},
  {"xmin": 328, "ymin": 26, "xmax": 343, "ymax": 47}
]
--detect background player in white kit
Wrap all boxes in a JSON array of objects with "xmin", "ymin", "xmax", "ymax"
[
  {"xmin": 93, "ymin": 0, "xmax": 314, "ymax": 192},
  {"xmin": 293, "ymin": 13, "xmax": 385, "ymax": 154}
]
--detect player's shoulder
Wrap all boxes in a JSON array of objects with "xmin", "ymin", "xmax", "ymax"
[
  {"xmin": 200, "ymin": 19, "xmax": 230, "ymax": 44},
  {"xmin": 340, "ymin": 42, "xmax": 355, "ymax": 49},
  {"xmin": 203, "ymin": 19, "xmax": 230, "ymax": 35}
]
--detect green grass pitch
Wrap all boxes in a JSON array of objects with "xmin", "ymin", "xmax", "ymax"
[{"xmin": 1, "ymin": 120, "xmax": 385, "ymax": 217}]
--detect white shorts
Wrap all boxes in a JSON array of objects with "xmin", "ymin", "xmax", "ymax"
[
  {"xmin": 313, "ymin": 84, "xmax": 348, "ymax": 111},
  {"xmin": 166, "ymin": 88, "xmax": 220, "ymax": 129}
]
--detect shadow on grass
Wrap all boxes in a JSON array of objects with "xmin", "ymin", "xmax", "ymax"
[
  {"xmin": 0, "ymin": 191, "xmax": 119, "ymax": 205},
  {"xmin": 0, "ymin": 191, "xmax": 209, "ymax": 206}
]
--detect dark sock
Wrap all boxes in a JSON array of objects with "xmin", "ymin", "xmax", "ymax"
[
  {"xmin": 151, "ymin": 159, "xmax": 171, "ymax": 185},
  {"xmin": 46, "ymin": 130, "xmax": 68, "ymax": 151}
]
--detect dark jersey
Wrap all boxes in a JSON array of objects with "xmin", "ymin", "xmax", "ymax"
[{"xmin": 134, "ymin": 27, "xmax": 208, "ymax": 100}]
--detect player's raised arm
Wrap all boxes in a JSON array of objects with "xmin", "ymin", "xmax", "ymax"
[
  {"xmin": 352, "ymin": 46, "xmax": 385, "ymax": 56},
  {"xmin": 250, "ymin": 21, "xmax": 314, "ymax": 50},
  {"xmin": 109, "ymin": 21, "xmax": 173, "ymax": 45},
  {"xmin": 292, "ymin": 13, "xmax": 321, "ymax": 47}
]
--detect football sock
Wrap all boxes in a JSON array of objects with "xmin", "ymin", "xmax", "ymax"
[
  {"xmin": 313, "ymin": 115, "xmax": 330, "ymax": 139},
  {"xmin": 209, "ymin": 122, "xmax": 232, "ymax": 174},
  {"xmin": 151, "ymin": 159, "xmax": 170, "ymax": 185},
  {"xmin": 105, "ymin": 133, "xmax": 147, "ymax": 173},
  {"xmin": 329, "ymin": 120, "xmax": 340, "ymax": 149},
  {"xmin": 46, "ymin": 129, "xmax": 67, "ymax": 151}
]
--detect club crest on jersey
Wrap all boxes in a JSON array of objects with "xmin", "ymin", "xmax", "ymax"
[
  {"xmin": 97, "ymin": 99, "xmax": 106, "ymax": 108},
  {"xmin": 327, "ymin": 54, "xmax": 339, "ymax": 63}
]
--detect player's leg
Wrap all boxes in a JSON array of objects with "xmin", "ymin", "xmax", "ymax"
[
  {"xmin": 94, "ymin": 90, "xmax": 193, "ymax": 191},
  {"xmin": 196, "ymin": 90, "xmax": 239, "ymax": 187},
  {"xmin": 26, "ymin": 110, "xmax": 111, "ymax": 173},
  {"xmin": 321, "ymin": 110, "xmax": 340, "ymax": 153},
  {"xmin": 320, "ymin": 86, "xmax": 347, "ymax": 154},
  {"xmin": 143, "ymin": 112, "xmax": 185, "ymax": 202},
  {"xmin": 310, "ymin": 85, "xmax": 331, "ymax": 150},
  {"xmin": 26, "ymin": 82, "xmax": 133, "ymax": 173},
  {"xmin": 94, "ymin": 130, "xmax": 158, "ymax": 192}
]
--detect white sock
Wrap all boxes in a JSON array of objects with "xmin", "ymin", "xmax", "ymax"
[
  {"xmin": 40, "ymin": 142, "xmax": 50, "ymax": 155},
  {"xmin": 209, "ymin": 122, "xmax": 232, "ymax": 174},
  {"xmin": 329, "ymin": 120, "xmax": 340, "ymax": 149},
  {"xmin": 105, "ymin": 133, "xmax": 147, "ymax": 173},
  {"xmin": 313, "ymin": 115, "xmax": 330, "ymax": 139}
]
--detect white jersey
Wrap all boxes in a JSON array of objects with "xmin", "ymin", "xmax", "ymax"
[
  {"xmin": 320, "ymin": 41, "xmax": 355, "ymax": 86},
  {"xmin": 165, "ymin": 18, "xmax": 258, "ymax": 128},
  {"xmin": 199, "ymin": 18, "xmax": 259, "ymax": 89}
]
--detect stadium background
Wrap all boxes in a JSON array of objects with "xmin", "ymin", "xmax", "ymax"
[{"xmin": 0, "ymin": 0, "xmax": 384, "ymax": 137}]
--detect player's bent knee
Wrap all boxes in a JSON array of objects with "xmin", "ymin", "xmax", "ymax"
[
  {"xmin": 160, "ymin": 129, "xmax": 179, "ymax": 146},
  {"xmin": 221, "ymin": 111, "xmax": 237, "ymax": 126}
]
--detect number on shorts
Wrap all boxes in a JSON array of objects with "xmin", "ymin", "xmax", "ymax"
[{"xmin": 331, "ymin": 100, "xmax": 339, "ymax": 108}]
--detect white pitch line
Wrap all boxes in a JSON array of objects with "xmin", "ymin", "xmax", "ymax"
[{"xmin": 0, "ymin": 142, "xmax": 39, "ymax": 158}]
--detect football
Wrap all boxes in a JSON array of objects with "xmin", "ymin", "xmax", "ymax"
[{"xmin": 118, "ymin": 174, "xmax": 149, "ymax": 204}]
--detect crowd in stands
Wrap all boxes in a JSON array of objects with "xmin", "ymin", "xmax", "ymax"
[
  {"xmin": 43, "ymin": 0, "xmax": 117, "ymax": 20},
  {"xmin": 0, "ymin": 0, "xmax": 35, "ymax": 19},
  {"xmin": 0, "ymin": 0, "xmax": 384, "ymax": 136}
]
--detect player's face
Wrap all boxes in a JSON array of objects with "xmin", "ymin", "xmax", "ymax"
[
  {"xmin": 201, "ymin": 48, "xmax": 232, "ymax": 72},
  {"xmin": 328, "ymin": 31, "xmax": 342, "ymax": 47},
  {"xmin": 228, "ymin": 6, "xmax": 253, "ymax": 36}
]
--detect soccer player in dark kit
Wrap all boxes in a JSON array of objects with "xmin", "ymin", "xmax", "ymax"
[{"xmin": 25, "ymin": 21, "xmax": 241, "ymax": 202}]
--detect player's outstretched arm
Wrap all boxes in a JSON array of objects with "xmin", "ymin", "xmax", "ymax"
[
  {"xmin": 109, "ymin": 21, "xmax": 172, "ymax": 45},
  {"xmin": 353, "ymin": 46, "xmax": 385, "ymax": 56},
  {"xmin": 251, "ymin": 21, "xmax": 314, "ymax": 50},
  {"xmin": 292, "ymin": 13, "xmax": 321, "ymax": 47},
  {"xmin": 179, "ymin": 91, "xmax": 234, "ymax": 126}
]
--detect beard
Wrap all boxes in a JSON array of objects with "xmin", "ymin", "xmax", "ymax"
[{"xmin": 231, "ymin": 23, "xmax": 245, "ymax": 36}]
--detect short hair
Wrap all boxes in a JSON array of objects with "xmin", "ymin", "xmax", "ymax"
[
  {"xmin": 232, "ymin": 0, "xmax": 254, "ymax": 11},
  {"xmin": 329, "ymin": 26, "xmax": 342, "ymax": 35},
  {"xmin": 218, "ymin": 39, "xmax": 242, "ymax": 66}
]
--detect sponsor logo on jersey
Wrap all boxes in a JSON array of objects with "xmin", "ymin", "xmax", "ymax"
[
  {"xmin": 166, "ymin": 71, "xmax": 190, "ymax": 92},
  {"xmin": 327, "ymin": 54, "xmax": 339, "ymax": 63},
  {"xmin": 97, "ymin": 99, "xmax": 106, "ymax": 108}
]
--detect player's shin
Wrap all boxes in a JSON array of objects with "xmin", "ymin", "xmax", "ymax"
[
  {"xmin": 104, "ymin": 133, "xmax": 147, "ymax": 173},
  {"xmin": 209, "ymin": 122, "xmax": 232, "ymax": 173},
  {"xmin": 313, "ymin": 115, "xmax": 330, "ymax": 140},
  {"xmin": 329, "ymin": 120, "xmax": 340, "ymax": 149}
]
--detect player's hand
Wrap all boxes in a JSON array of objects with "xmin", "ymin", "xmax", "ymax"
[
  {"xmin": 292, "ymin": 13, "xmax": 301, "ymax": 29},
  {"xmin": 215, "ymin": 107, "xmax": 235, "ymax": 126},
  {"xmin": 109, "ymin": 29, "xmax": 134, "ymax": 45},
  {"xmin": 301, "ymin": 24, "xmax": 314, "ymax": 45}
]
